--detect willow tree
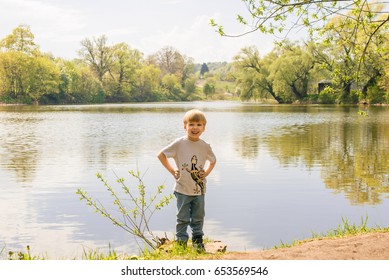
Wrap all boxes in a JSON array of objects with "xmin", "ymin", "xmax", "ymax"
[
  {"xmin": 213, "ymin": 1, "xmax": 388, "ymax": 103},
  {"xmin": 379, "ymin": 65, "xmax": 389, "ymax": 102},
  {"xmin": 268, "ymin": 42, "xmax": 315, "ymax": 102},
  {"xmin": 307, "ymin": 5, "xmax": 389, "ymax": 102},
  {"xmin": 233, "ymin": 43, "xmax": 315, "ymax": 103},
  {"xmin": 233, "ymin": 46, "xmax": 279, "ymax": 102}
]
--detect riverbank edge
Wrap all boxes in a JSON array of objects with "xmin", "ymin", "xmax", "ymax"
[
  {"xmin": 2, "ymin": 101, "xmax": 389, "ymax": 107},
  {"xmin": 4, "ymin": 225, "xmax": 388, "ymax": 260}
]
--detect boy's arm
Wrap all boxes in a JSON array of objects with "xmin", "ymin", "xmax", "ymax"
[{"xmin": 157, "ymin": 151, "xmax": 180, "ymax": 179}]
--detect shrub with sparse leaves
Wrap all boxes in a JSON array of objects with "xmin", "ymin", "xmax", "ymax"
[{"xmin": 76, "ymin": 170, "xmax": 174, "ymax": 250}]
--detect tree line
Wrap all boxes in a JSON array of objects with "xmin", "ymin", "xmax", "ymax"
[
  {"xmin": 231, "ymin": 4, "xmax": 389, "ymax": 104},
  {"xmin": 1, "ymin": 15, "xmax": 388, "ymax": 105},
  {"xmin": 0, "ymin": 25, "xmax": 206, "ymax": 104},
  {"xmin": 214, "ymin": 0, "xmax": 389, "ymax": 104}
]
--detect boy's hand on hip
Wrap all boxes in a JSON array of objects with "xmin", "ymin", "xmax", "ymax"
[{"xmin": 172, "ymin": 169, "xmax": 180, "ymax": 180}]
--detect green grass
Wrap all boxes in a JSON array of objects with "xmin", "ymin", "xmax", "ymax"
[
  {"xmin": 1, "ymin": 239, "xmax": 215, "ymax": 260},
  {"xmin": 141, "ymin": 238, "xmax": 223, "ymax": 260},
  {"xmin": 81, "ymin": 244, "xmax": 120, "ymax": 260},
  {"xmin": 3, "ymin": 216, "xmax": 389, "ymax": 260},
  {"xmin": 274, "ymin": 216, "xmax": 389, "ymax": 249},
  {"xmin": 3, "ymin": 245, "xmax": 45, "ymax": 260}
]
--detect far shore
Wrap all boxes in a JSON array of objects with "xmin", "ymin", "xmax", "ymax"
[{"xmin": 2, "ymin": 101, "xmax": 389, "ymax": 107}]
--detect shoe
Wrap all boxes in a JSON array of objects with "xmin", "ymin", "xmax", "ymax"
[
  {"xmin": 193, "ymin": 242, "xmax": 205, "ymax": 253},
  {"xmin": 192, "ymin": 235, "xmax": 205, "ymax": 253},
  {"xmin": 176, "ymin": 240, "xmax": 187, "ymax": 249}
]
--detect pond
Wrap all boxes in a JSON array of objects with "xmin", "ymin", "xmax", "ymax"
[{"xmin": 0, "ymin": 102, "xmax": 388, "ymax": 258}]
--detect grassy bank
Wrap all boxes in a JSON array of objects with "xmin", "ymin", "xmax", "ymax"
[
  {"xmin": 2, "ymin": 217, "xmax": 389, "ymax": 260},
  {"xmin": 273, "ymin": 217, "xmax": 389, "ymax": 249}
]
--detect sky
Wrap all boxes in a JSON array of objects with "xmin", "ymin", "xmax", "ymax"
[{"xmin": 0, "ymin": 0, "xmax": 285, "ymax": 63}]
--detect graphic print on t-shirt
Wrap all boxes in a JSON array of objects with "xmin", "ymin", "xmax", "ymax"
[{"xmin": 182, "ymin": 155, "xmax": 204, "ymax": 194}]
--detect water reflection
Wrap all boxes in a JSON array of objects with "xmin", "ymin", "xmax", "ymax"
[
  {"xmin": 263, "ymin": 112, "xmax": 389, "ymax": 205},
  {"xmin": 0, "ymin": 114, "xmax": 41, "ymax": 183},
  {"xmin": 235, "ymin": 135, "xmax": 260, "ymax": 159},
  {"xmin": 1, "ymin": 103, "xmax": 388, "ymax": 257}
]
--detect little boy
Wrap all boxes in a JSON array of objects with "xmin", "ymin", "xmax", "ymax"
[{"xmin": 157, "ymin": 109, "xmax": 216, "ymax": 252}]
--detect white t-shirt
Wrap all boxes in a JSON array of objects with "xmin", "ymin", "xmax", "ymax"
[{"xmin": 160, "ymin": 136, "xmax": 216, "ymax": 196}]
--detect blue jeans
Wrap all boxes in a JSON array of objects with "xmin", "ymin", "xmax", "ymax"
[{"xmin": 174, "ymin": 192, "xmax": 205, "ymax": 242}]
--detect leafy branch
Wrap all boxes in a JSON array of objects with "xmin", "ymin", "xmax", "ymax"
[
  {"xmin": 210, "ymin": 0, "xmax": 388, "ymax": 38},
  {"xmin": 76, "ymin": 170, "xmax": 174, "ymax": 250}
]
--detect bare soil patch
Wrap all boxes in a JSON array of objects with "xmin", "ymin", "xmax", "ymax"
[{"xmin": 216, "ymin": 232, "xmax": 389, "ymax": 260}]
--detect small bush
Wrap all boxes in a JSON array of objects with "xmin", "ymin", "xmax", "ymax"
[{"xmin": 76, "ymin": 170, "xmax": 174, "ymax": 251}]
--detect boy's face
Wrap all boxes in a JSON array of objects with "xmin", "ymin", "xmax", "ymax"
[{"xmin": 184, "ymin": 121, "xmax": 205, "ymax": 141}]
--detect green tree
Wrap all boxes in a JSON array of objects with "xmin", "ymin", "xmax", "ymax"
[
  {"xmin": 310, "ymin": 7, "xmax": 388, "ymax": 103},
  {"xmin": 213, "ymin": 1, "xmax": 388, "ymax": 99},
  {"xmin": 155, "ymin": 46, "xmax": 194, "ymax": 85},
  {"xmin": 155, "ymin": 46, "xmax": 182, "ymax": 76},
  {"xmin": 162, "ymin": 73, "xmax": 182, "ymax": 100},
  {"xmin": 0, "ymin": 24, "xmax": 38, "ymax": 54},
  {"xmin": 233, "ymin": 46, "xmax": 279, "ymax": 102},
  {"xmin": 27, "ymin": 54, "xmax": 60, "ymax": 102},
  {"xmin": 0, "ymin": 50, "xmax": 60, "ymax": 104},
  {"xmin": 0, "ymin": 51, "xmax": 28, "ymax": 101},
  {"xmin": 352, "ymin": 13, "xmax": 389, "ymax": 101},
  {"xmin": 378, "ymin": 64, "xmax": 389, "ymax": 102},
  {"xmin": 203, "ymin": 82, "xmax": 215, "ymax": 98},
  {"xmin": 105, "ymin": 43, "xmax": 143, "ymax": 102},
  {"xmin": 184, "ymin": 77, "xmax": 197, "ymax": 100},
  {"xmin": 1, "ymin": 25, "xmax": 37, "ymax": 102},
  {"xmin": 269, "ymin": 42, "xmax": 315, "ymax": 102},
  {"xmin": 57, "ymin": 59, "xmax": 104, "ymax": 103},
  {"xmin": 200, "ymin": 63, "xmax": 209, "ymax": 78},
  {"xmin": 79, "ymin": 35, "xmax": 113, "ymax": 82},
  {"xmin": 132, "ymin": 64, "xmax": 161, "ymax": 101},
  {"xmin": 211, "ymin": 1, "xmax": 388, "ymax": 57}
]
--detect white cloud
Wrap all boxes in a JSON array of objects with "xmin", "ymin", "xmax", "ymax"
[
  {"xmin": 0, "ymin": 0, "xmax": 86, "ymax": 57},
  {"xmin": 0, "ymin": 0, "xmax": 279, "ymax": 62},
  {"xmin": 138, "ymin": 13, "xmax": 275, "ymax": 62},
  {"xmin": 1, "ymin": 0, "xmax": 85, "ymax": 34}
]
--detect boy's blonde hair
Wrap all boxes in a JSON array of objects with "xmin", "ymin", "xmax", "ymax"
[{"xmin": 183, "ymin": 109, "xmax": 207, "ymax": 125}]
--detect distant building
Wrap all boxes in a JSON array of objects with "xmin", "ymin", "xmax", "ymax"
[{"xmin": 318, "ymin": 80, "xmax": 332, "ymax": 93}]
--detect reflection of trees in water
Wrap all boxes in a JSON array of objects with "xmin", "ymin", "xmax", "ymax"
[
  {"xmin": 80, "ymin": 114, "xmax": 166, "ymax": 168},
  {"xmin": 0, "ymin": 116, "xmax": 40, "ymax": 183},
  {"xmin": 263, "ymin": 119, "xmax": 389, "ymax": 205},
  {"xmin": 0, "ymin": 109, "xmax": 175, "ymax": 185},
  {"xmin": 234, "ymin": 135, "xmax": 260, "ymax": 159}
]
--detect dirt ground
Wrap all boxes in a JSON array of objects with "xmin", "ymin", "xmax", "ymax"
[{"xmin": 216, "ymin": 232, "xmax": 389, "ymax": 260}]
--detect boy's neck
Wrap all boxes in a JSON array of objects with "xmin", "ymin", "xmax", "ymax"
[{"xmin": 186, "ymin": 135, "xmax": 201, "ymax": 142}]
